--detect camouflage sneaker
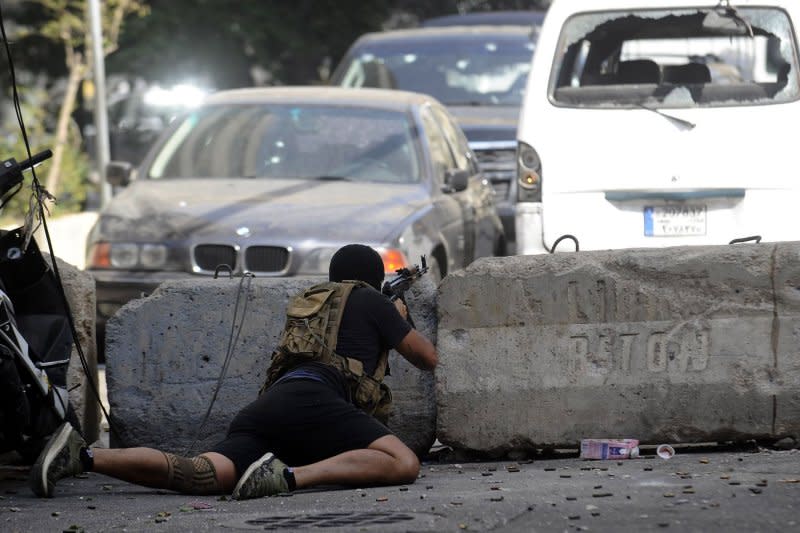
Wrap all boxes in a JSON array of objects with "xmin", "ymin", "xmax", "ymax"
[
  {"xmin": 231, "ymin": 452, "xmax": 290, "ymax": 500},
  {"xmin": 29, "ymin": 422, "xmax": 86, "ymax": 498}
]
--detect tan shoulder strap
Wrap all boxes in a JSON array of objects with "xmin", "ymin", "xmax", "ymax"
[
  {"xmin": 329, "ymin": 281, "xmax": 389, "ymax": 381},
  {"xmin": 371, "ymin": 349, "xmax": 390, "ymax": 381},
  {"xmin": 322, "ymin": 281, "xmax": 356, "ymax": 357},
  {"xmin": 320, "ymin": 280, "xmax": 371, "ymax": 359}
]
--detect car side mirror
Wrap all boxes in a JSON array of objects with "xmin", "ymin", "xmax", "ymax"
[
  {"xmin": 443, "ymin": 169, "xmax": 469, "ymax": 193},
  {"xmin": 106, "ymin": 161, "xmax": 134, "ymax": 187}
]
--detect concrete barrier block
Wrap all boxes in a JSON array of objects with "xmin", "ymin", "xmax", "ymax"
[
  {"xmin": 384, "ymin": 276, "xmax": 437, "ymax": 454},
  {"xmin": 47, "ymin": 256, "xmax": 100, "ymax": 444},
  {"xmin": 436, "ymin": 244, "xmax": 800, "ymax": 456},
  {"xmin": 106, "ymin": 277, "xmax": 437, "ymax": 457}
]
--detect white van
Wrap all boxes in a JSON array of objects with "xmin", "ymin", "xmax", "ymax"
[{"xmin": 515, "ymin": 0, "xmax": 800, "ymax": 254}]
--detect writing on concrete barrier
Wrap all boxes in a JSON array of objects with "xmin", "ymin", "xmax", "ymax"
[
  {"xmin": 565, "ymin": 280, "xmax": 677, "ymax": 323},
  {"xmin": 564, "ymin": 326, "xmax": 709, "ymax": 374}
]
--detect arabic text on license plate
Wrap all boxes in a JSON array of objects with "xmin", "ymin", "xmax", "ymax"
[{"xmin": 644, "ymin": 205, "xmax": 706, "ymax": 236}]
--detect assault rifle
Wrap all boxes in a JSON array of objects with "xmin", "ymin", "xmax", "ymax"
[
  {"xmin": 382, "ymin": 255, "xmax": 428, "ymax": 302},
  {"xmin": 382, "ymin": 255, "xmax": 428, "ymax": 329}
]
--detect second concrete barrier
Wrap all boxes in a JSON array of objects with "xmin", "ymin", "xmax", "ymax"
[{"xmin": 436, "ymin": 243, "xmax": 800, "ymax": 456}]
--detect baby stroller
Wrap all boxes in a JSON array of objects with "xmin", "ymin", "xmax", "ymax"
[{"xmin": 0, "ymin": 150, "xmax": 76, "ymax": 462}]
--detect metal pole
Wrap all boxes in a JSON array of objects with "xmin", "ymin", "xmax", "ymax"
[{"xmin": 88, "ymin": 0, "xmax": 111, "ymax": 207}]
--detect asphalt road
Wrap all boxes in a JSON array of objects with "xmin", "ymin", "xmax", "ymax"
[
  {"xmin": 4, "ymin": 212, "xmax": 799, "ymax": 531},
  {"xmin": 2, "ymin": 446, "xmax": 799, "ymax": 532}
]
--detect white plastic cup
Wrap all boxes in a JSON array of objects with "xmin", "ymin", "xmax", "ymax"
[{"xmin": 657, "ymin": 444, "xmax": 675, "ymax": 459}]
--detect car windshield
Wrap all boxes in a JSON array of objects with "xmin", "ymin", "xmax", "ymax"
[
  {"xmin": 333, "ymin": 33, "xmax": 536, "ymax": 106},
  {"xmin": 148, "ymin": 104, "xmax": 422, "ymax": 183},
  {"xmin": 552, "ymin": 7, "xmax": 799, "ymax": 108}
]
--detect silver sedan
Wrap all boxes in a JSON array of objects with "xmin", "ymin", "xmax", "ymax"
[{"xmin": 87, "ymin": 86, "xmax": 505, "ymax": 338}]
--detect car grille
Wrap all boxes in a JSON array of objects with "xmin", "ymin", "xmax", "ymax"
[
  {"xmin": 245, "ymin": 246, "xmax": 290, "ymax": 273},
  {"xmin": 473, "ymin": 147, "xmax": 516, "ymax": 203},
  {"xmin": 194, "ymin": 245, "xmax": 237, "ymax": 272}
]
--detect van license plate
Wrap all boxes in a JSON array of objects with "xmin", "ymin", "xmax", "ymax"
[{"xmin": 644, "ymin": 205, "xmax": 706, "ymax": 236}]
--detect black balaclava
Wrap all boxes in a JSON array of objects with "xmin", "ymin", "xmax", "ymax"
[{"xmin": 329, "ymin": 244, "xmax": 385, "ymax": 291}]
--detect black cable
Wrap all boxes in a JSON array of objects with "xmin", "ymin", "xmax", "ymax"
[
  {"xmin": 548, "ymin": 234, "xmax": 580, "ymax": 253},
  {"xmin": 184, "ymin": 272, "xmax": 254, "ymax": 455},
  {"xmin": 729, "ymin": 235, "xmax": 761, "ymax": 244},
  {"xmin": 0, "ymin": 4, "xmax": 119, "ymax": 443}
]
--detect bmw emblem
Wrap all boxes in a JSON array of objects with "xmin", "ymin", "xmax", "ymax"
[{"xmin": 236, "ymin": 226, "xmax": 251, "ymax": 237}]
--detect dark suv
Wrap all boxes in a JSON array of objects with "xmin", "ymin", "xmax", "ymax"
[{"xmin": 330, "ymin": 22, "xmax": 540, "ymax": 253}]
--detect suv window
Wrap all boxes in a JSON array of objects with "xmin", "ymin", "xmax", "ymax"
[
  {"xmin": 333, "ymin": 32, "xmax": 536, "ymax": 107},
  {"xmin": 551, "ymin": 7, "xmax": 799, "ymax": 108}
]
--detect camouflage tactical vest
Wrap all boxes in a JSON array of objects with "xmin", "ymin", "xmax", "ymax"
[{"xmin": 261, "ymin": 281, "xmax": 392, "ymax": 423}]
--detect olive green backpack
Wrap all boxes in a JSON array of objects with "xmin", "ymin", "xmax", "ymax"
[{"xmin": 261, "ymin": 281, "xmax": 392, "ymax": 423}]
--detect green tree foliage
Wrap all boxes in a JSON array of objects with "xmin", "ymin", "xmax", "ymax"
[
  {"xmin": 109, "ymin": 0, "xmax": 391, "ymax": 88},
  {"xmin": 109, "ymin": 0, "xmax": 551, "ymax": 87},
  {"xmin": 27, "ymin": 0, "xmax": 147, "ymax": 196},
  {"xmin": 0, "ymin": 86, "xmax": 89, "ymax": 225}
]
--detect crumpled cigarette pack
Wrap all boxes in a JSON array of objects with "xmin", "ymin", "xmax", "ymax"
[{"xmin": 580, "ymin": 438, "xmax": 640, "ymax": 460}]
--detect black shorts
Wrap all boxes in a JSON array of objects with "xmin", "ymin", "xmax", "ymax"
[{"xmin": 210, "ymin": 379, "xmax": 392, "ymax": 477}]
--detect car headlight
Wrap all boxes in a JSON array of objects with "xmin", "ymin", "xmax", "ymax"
[
  {"xmin": 140, "ymin": 244, "xmax": 168, "ymax": 268},
  {"xmin": 298, "ymin": 247, "xmax": 339, "ymax": 275},
  {"xmin": 88, "ymin": 242, "xmax": 172, "ymax": 270},
  {"xmin": 298, "ymin": 246, "xmax": 411, "ymax": 276},
  {"xmin": 110, "ymin": 243, "xmax": 139, "ymax": 268},
  {"xmin": 375, "ymin": 247, "xmax": 409, "ymax": 273}
]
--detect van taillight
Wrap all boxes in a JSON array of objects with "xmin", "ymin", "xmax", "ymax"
[{"xmin": 517, "ymin": 141, "xmax": 542, "ymax": 202}]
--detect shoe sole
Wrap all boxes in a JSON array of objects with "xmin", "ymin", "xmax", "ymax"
[
  {"xmin": 30, "ymin": 422, "xmax": 73, "ymax": 498},
  {"xmin": 232, "ymin": 452, "xmax": 274, "ymax": 500}
]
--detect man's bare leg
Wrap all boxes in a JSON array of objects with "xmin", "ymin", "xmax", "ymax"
[
  {"xmin": 92, "ymin": 448, "xmax": 237, "ymax": 493},
  {"xmin": 292, "ymin": 435, "xmax": 420, "ymax": 489}
]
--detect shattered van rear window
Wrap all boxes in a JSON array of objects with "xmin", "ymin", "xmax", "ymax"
[{"xmin": 551, "ymin": 7, "xmax": 799, "ymax": 108}]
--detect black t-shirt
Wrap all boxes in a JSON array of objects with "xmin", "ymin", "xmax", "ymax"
[
  {"xmin": 336, "ymin": 286, "xmax": 411, "ymax": 374},
  {"xmin": 278, "ymin": 285, "xmax": 412, "ymax": 394}
]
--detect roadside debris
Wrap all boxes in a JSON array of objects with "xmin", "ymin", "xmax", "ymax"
[
  {"xmin": 657, "ymin": 445, "xmax": 676, "ymax": 460},
  {"xmin": 180, "ymin": 501, "xmax": 214, "ymax": 511},
  {"xmin": 580, "ymin": 439, "xmax": 639, "ymax": 460}
]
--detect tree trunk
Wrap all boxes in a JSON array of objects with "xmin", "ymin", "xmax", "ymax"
[{"xmin": 44, "ymin": 62, "xmax": 85, "ymax": 198}]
